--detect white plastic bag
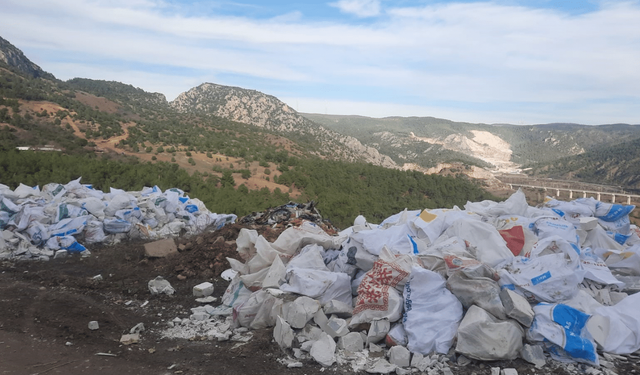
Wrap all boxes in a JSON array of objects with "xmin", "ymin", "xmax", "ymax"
[
  {"xmin": 404, "ymin": 266, "xmax": 463, "ymax": 354},
  {"xmin": 446, "ymin": 265, "xmax": 506, "ymax": 319},
  {"xmin": 442, "ymin": 218, "xmax": 514, "ymax": 267},
  {"xmin": 498, "ymin": 236, "xmax": 583, "ymax": 303},
  {"xmin": 592, "ymin": 293, "xmax": 640, "ymax": 354},
  {"xmin": 465, "ymin": 189, "xmax": 529, "ymax": 217},
  {"xmin": 528, "ymin": 303, "xmax": 598, "ymax": 365},
  {"xmin": 456, "ymin": 305, "xmax": 523, "ymax": 360},
  {"xmin": 534, "ymin": 217, "xmax": 579, "ymax": 245},
  {"xmin": 350, "ymin": 247, "xmax": 412, "ymax": 325},
  {"xmin": 280, "ymin": 268, "xmax": 352, "ymax": 306}
]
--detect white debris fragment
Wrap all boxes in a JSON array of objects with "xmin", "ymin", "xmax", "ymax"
[
  {"xmin": 193, "ymin": 282, "xmax": 214, "ymax": 297},
  {"xmin": 274, "ymin": 316, "xmax": 294, "ymax": 349},
  {"xmin": 367, "ymin": 319, "xmax": 390, "ymax": 345},
  {"xmin": 500, "ymin": 288, "xmax": 534, "ymax": 327},
  {"xmin": 310, "ymin": 333, "xmax": 337, "ymax": 367},
  {"xmin": 338, "ymin": 332, "xmax": 364, "ymax": 352},
  {"xmin": 323, "ymin": 299, "xmax": 353, "ymax": 318},
  {"xmin": 388, "ymin": 345, "xmax": 411, "ymax": 367},
  {"xmin": 284, "ymin": 296, "xmax": 320, "ymax": 329},
  {"xmin": 88, "ymin": 321, "xmax": 99, "ymax": 330},
  {"xmin": 130, "ymin": 323, "xmax": 145, "ymax": 334},
  {"xmin": 148, "ymin": 276, "xmax": 175, "ymax": 295},
  {"xmin": 120, "ymin": 333, "xmax": 140, "ymax": 345},
  {"xmin": 366, "ymin": 358, "xmax": 396, "ymax": 374},
  {"xmin": 520, "ymin": 344, "xmax": 546, "ymax": 368}
]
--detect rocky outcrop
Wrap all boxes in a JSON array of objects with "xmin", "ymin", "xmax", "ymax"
[
  {"xmin": 170, "ymin": 83, "xmax": 396, "ymax": 168},
  {"xmin": 0, "ymin": 36, "xmax": 54, "ymax": 79}
]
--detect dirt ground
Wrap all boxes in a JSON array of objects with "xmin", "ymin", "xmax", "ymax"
[{"xmin": 1, "ymin": 221, "xmax": 638, "ymax": 375}]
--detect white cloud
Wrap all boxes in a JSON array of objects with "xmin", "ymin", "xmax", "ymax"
[
  {"xmin": 329, "ymin": 0, "xmax": 381, "ymax": 18},
  {"xmin": 0, "ymin": 0, "xmax": 639, "ymax": 124}
]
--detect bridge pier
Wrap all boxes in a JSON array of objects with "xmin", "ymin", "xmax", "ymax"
[
  {"xmin": 556, "ymin": 189, "xmax": 560, "ymax": 197},
  {"xmin": 612, "ymin": 194, "xmax": 616, "ymax": 203},
  {"xmin": 597, "ymin": 193, "xmax": 601, "ymax": 201},
  {"xmin": 629, "ymin": 196, "xmax": 632, "ymax": 205},
  {"xmin": 569, "ymin": 190, "xmax": 573, "ymax": 199},
  {"xmin": 583, "ymin": 191, "xmax": 587, "ymax": 198}
]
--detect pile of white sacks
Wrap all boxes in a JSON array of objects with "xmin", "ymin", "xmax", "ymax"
[
  {"xmin": 214, "ymin": 190, "xmax": 640, "ymax": 370},
  {"xmin": 0, "ymin": 178, "xmax": 236, "ymax": 260}
]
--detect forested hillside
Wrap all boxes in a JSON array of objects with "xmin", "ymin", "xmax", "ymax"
[
  {"xmin": 525, "ymin": 136, "xmax": 640, "ymax": 193},
  {"xmin": 305, "ymin": 114, "xmax": 640, "ymax": 169},
  {"xmin": 0, "ymin": 150, "xmax": 495, "ymax": 228},
  {"xmin": 0, "ymin": 36, "xmax": 500, "ymax": 228}
]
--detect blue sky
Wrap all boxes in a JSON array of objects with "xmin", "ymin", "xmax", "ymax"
[{"xmin": 1, "ymin": 0, "xmax": 639, "ymax": 125}]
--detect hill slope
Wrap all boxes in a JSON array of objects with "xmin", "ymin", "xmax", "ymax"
[
  {"xmin": 525, "ymin": 136, "xmax": 640, "ymax": 192},
  {"xmin": 304, "ymin": 113, "xmax": 640, "ymax": 175},
  {"xmin": 170, "ymin": 83, "xmax": 396, "ymax": 168}
]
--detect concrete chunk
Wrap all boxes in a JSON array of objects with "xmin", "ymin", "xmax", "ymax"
[
  {"xmin": 501, "ymin": 369, "xmax": 518, "ymax": 375},
  {"xmin": 284, "ymin": 296, "xmax": 321, "ymax": 329},
  {"xmin": 367, "ymin": 319, "xmax": 390, "ymax": 344},
  {"xmin": 579, "ymin": 217, "xmax": 599, "ymax": 231},
  {"xmin": 193, "ymin": 282, "xmax": 214, "ymax": 297},
  {"xmin": 388, "ymin": 345, "xmax": 411, "ymax": 367},
  {"xmin": 366, "ymin": 358, "xmax": 396, "ymax": 374},
  {"xmin": 520, "ymin": 344, "xmax": 546, "ymax": 368},
  {"xmin": 338, "ymin": 332, "xmax": 364, "ymax": 352},
  {"xmin": 299, "ymin": 324, "xmax": 324, "ymax": 343},
  {"xmin": 326, "ymin": 315, "xmax": 349, "ymax": 337},
  {"xmin": 144, "ymin": 238, "xmax": 178, "ymax": 258},
  {"xmin": 88, "ymin": 321, "xmax": 99, "ymax": 330},
  {"xmin": 500, "ymin": 288, "xmax": 534, "ymax": 327},
  {"xmin": 310, "ymin": 333, "xmax": 336, "ymax": 367},
  {"xmin": 120, "ymin": 333, "xmax": 140, "ymax": 345},
  {"xmin": 323, "ymin": 299, "xmax": 353, "ymax": 318},
  {"xmin": 274, "ymin": 316, "xmax": 294, "ymax": 349}
]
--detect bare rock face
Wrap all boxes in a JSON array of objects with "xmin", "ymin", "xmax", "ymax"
[
  {"xmin": 0, "ymin": 36, "xmax": 54, "ymax": 79},
  {"xmin": 170, "ymin": 83, "xmax": 397, "ymax": 168}
]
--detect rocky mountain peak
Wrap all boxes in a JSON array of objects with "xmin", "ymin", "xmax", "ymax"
[
  {"xmin": 170, "ymin": 83, "xmax": 396, "ymax": 168},
  {"xmin": 0, "ymin": 36, "xmax": 55, "ymax": 79}
]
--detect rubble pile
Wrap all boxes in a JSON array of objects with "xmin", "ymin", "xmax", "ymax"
[
  {"xmin": 0, "ymin": 178, "xmax": 236, "ymax": 260},
  {"xmin": 240, "ymin": 201, "xmax": 338, "ymax": 235},
  {"xmin": 167, "ymin": 190, "xmax": 640, "ymax": 373}
]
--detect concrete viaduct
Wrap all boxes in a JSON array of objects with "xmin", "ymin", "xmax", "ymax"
[{"xmin": 508, "ymin": 184, "xmax": 640, "ymax": 205}]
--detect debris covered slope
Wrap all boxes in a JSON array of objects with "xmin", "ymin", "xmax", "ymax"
[{"xmin": 172, "ymin": 189, "xmax": 640, "ymax": 374}]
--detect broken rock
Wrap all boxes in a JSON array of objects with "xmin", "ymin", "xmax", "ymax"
[
  {"xmin": 193, "ymin": 282, "xmax": 214, "ymax": 297},
  {"xmin": 338, "ymin": 332, "xmax": 364, "ymax": 352},
  {"xmin": 283, "ymin": 296, "xmax": 320, "ymax": 329},
  {"xmin": 366, "ymin": 358, "xmax": 396, "ymax": 374},
  {"xmin": 500, "ymin": 288, "xmax": 534, "ymax": 327},
  {"xmin": 120, "ymin": 333, "xmax": 140, "ymax": 345},
  {"xmin": 323, "ymin": 299, "xmax": 353, "ymax": 318},
  {"xmin": 88, "ymin": 321, "xmax": 99, "ymax": 330},
  {"xmin": 310, "ymin": 332, "xmax": 336, "ymax": 367},
  {"xmin": 367, "ymin": 319, "xmax": 390, "ymax": 344},
  {"xmin": 274, "ymin": 316, "xmax": 294, "ymax": 349},
  {"xmin": 388, "ymin": 345, "xmax": 411, "ymax": 367},
  {"xmin": 520, "ymin": 344, "xmax": 546, "ymax": 368},
  {"xmin": 144, "ymin": 238, "xmax": 178, "ymax": 258}
]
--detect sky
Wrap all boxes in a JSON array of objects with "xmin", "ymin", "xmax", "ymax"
[{"xmin": 1, "ymin": 0, "xmax": 639, "ymax": 125}]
